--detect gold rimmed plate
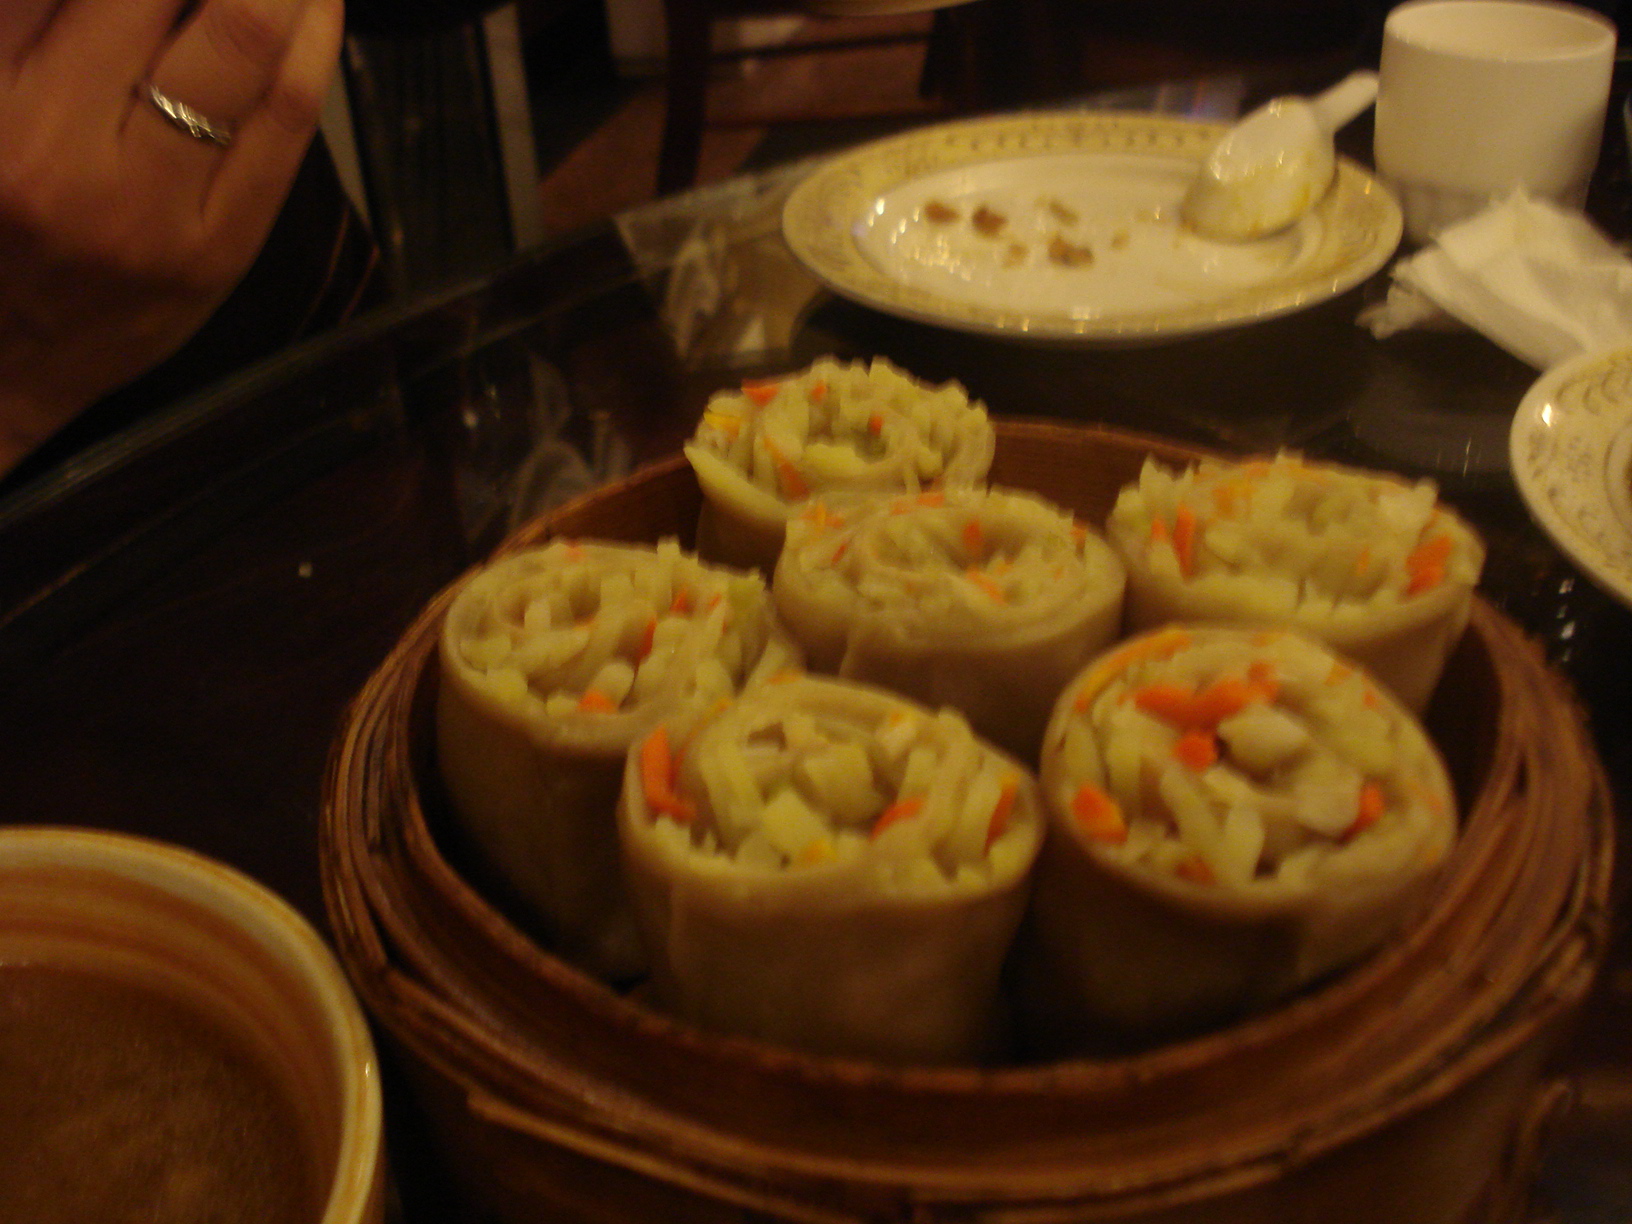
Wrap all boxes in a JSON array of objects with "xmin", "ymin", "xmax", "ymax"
[
  {"xmin": 1510, "ymin": 342, "xmax": 1632, "ymax": 610},
  {"xmin": 783, "ymin": 110, "xmax": 1403, "ymax": 344}
]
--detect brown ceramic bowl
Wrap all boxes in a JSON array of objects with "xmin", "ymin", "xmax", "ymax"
[{"xmin": 0, "ymin": 827, "xmax": 384, "ymax": 1224}]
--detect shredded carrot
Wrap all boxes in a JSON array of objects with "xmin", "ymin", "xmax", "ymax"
[
  {"xmin": 830, "ymin": 541, "xmax": 849, "ymax": 564},
  {"xmin": 741, "ymin": 379, "xmax": 779, "ymax": 406},
  {"xmin": 670, "ymin": 588, "xmax": 693, "ymax": 615},
  {"xmin": 916, "ymin": 491, "xmax": 945, "ymax": 508},
  {"xmin": 638, "ymin": 617, "xmax": 657, "ymax": 661},
  {"xmin": 560, "ymin": 540, "xmax": 584, "ymax": 560},
  {"xmin": 986, "ymin": 775, "xmax": 1020, "ymax": 848},
  {"xmin": 766, "ymin": 668, "xmax": 802, "ymax": 685},
  {"xmin": 1136, "ymin": 674, "xmax": 1274, "ymax": 732},
  {"xmin": 1071, "ymin": 522, "xmax": 1089, "ymax": 546},
  {"xmin": 1173, "ymin": 729, "xmax": 1218, "ymax": 771},
  {"xmin": 808, "ymin": 380, "xmax": 828, "ymax": 403},
  {"xmin": 1325, "ymin": 661, "xmax": 1354, "ymax": 686},
  {"xmin": 1132, "ymin": 682, "xmax": 1198, "ymax": 724},
  {"xmin": 966, "ymin": 568, "xmax": 1006, "ymax": 602},
  {"xmin": 1353, "ymin": 545, "xmax": 1373, "ymax": 576},
  {"xmin": 872, "ymin": 795, "xmax": 925, "ymax": 838},
  {"xmin": 1149, "ymin": 517, "xmax": 1170, "ymax": 546},
  {"xmin": 1076, "ymin": 630, "xmax": 1194, "ymax": 712},
  {"xmin": 1362, "ymin": 687, "xmax": 1380, "ymax": 710},
  {"xmin": 867, "ymin": 411, "xmax": 883, "ymax": 435},
  {"xmin": 577, "ymin": 689, "xmax": 618, "ymax": 714},
  {"xmin": 1414, "ymin": 533, "xmax": 1453, "ymax": 565},
  {"xmin": 799, "ymin": 503, "xmax": 843, "ymax": 530},
  {"xmin": 762, "ymin": 437, "xmax": 808, "ymax": 499},
  {"xmin": 1186, "ymin": 678, "xmax": 1256, "ymax": 726},
  {"xmin": 1406, "ymin": 533, "xmax": 1453, "ymax": 595},
  {"xmin": 1071, "ymin": 783, "xmax": 1126, "ymax": 843},
  {"xmin": 1175, "ymin": 856, "xmax": 1216, "ymax": 885},
  {"xmin": 1172, "ymin": 504, "xmax": 1197, "ymax": 577},
  {"xmin": 1348, "ymin": 781, "xmax": 1387, "ymax": 838},
  {"xmin": 962, "ymin": 518, "xmax": 984, "ymax": 556},
  {"xmin": 1218, "ymin": 672, "xmax": 1279, "ymax": 716},
  {"xmin": 640, "ymin": 726, "xmax": 694, "ymax": 822},
  {"xmin": 1407, "ymin": 559, "xmax": 1446, "ymax": 595}
]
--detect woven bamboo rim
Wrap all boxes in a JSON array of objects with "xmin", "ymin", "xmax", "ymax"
[{"xmin": 323, "ymin": 421, "xmax": 1613, "ymax": 1221}]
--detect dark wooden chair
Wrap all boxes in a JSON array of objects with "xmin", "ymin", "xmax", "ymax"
[
  {"xmin": 653, "ymin": 0, "xmax": 1375, "ymax": 195},
  {"xmin": 655, "ymin": 0, "xmax": 996, "ymax": 194}
]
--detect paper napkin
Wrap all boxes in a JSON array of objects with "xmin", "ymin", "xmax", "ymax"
[{"xmin": 1360, "ymin": 190, "xmax": 1632, "ymax": 369}]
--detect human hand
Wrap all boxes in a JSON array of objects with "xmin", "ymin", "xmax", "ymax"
[{"xmin": 0, "ymin": 0, "xmax": 345, "ymax": 475}]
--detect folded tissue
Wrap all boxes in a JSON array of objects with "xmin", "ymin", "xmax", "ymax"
[{"xmin": 1360, "ymin": 191, "xmax": 1632, "ymax": 370}]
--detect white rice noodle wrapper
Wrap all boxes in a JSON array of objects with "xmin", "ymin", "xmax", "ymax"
[
  {"xmin": 684, "ymin": 355, "xmax": 996, "ymax": 573},
  {"xmin": 773, "ymin": 486, "xmax": 1126, "ymax": 763},
  {"xmin": 1022, "ymin": 625, "xmax": 1457, "ymax": 1044},
  {"xmin": 1105, "ymin": 454, "xmax": 1485, "ymax": 712},
  {"xmin": 437, "ymin": 538, "xmax": 801, "ymax": 980},
  {"xmin": 618, "ymin": 675, "xmax": 1043, "ymax": 1064}
]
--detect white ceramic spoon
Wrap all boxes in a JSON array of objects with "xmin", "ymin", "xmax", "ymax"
[{"xmin": 1181, "ymin": 71, "xmax": 1379, "ymax": 242}]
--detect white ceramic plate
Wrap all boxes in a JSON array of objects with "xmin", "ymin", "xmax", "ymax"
[
  {"xmin": 783, "ymin": 111, "xmax": 1403, "ymax": 344},
  {"xmin": 1510, "ymin": 344, "xmax": 1632, "ymax": 609}
]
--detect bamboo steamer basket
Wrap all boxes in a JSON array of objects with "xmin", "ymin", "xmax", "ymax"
[{"xmin": 323, "ymin": 421, "xmax": 1613, "ymax": 1224}]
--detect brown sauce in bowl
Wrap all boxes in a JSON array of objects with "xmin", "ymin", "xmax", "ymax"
[{"xmin": 0, "ymin": 963, "xmax": 323, "ymax": 1224}]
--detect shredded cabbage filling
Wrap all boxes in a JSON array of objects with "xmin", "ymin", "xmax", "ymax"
[
  {"xmin": 642, "ymin": 682, "xmax": 1032, "ymax": 887},
  {"xmin": 688, "ymin": 356, "xmax": 994, "ymax": 505},
  {"xmin": 1109, "ymin": 454, "xmax": 1482, "ymax": 612},
  {"xmin": 1051, "ymin": 630, "xmax": 1450, "ymax": 889},
  {"xmin": 784, "ymin": 487, "xmax": 1114, "ymax": 627},
  {"xmin": 452, "ymin": 539, "xmax": 790, "ymax": 717}
]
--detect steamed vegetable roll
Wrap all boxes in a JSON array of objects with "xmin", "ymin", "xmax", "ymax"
[
  {"xmin": 618, "ymin": 676, "xmax": 1043, "ymax": 1064},
  {"xmin": 1021, "ymin": 626, "xmax": 1456, "ymax": 1043},
  {"xmin": 772, "ymin": 487, "xmax": 1126, "ymax": 762},
  {"xmin": 684, "ymin": 356, "xmax": 996, "ymax": 572},
  {"xmin": 437, "ymin": 538, "xmax": 801, "ymax": 979},
  {"xmin": 1105, "ymin": 454, "xmax": 1484, "ymax": 711}
]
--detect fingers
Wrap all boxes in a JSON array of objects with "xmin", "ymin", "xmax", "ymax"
[
  {"xmin": 0, "ymin": 0, "xmax": 65, "ymax": 72},
  {"xmin": 156, "ymin": 0, "xmax": 311, "ymax": 130},
  {"xmin": 202, "ymin": 0, "xmax": 342, "ymax": 268},
  {"xmin": 26, "ymin": 0, "xmax": 187, "ymax": 111},
  {"xmin": 129, "ymin": 0, "xmax": 315, "ymax": 179}
]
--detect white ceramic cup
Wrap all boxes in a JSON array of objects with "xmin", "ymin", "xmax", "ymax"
[
  {"xmin": 0, "ymin": 827, "xmax": 384, "ymax": 1224},
  {"xmin": 1373, "ymin": 0, "xmax": 1617, "ymax": 243}
]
